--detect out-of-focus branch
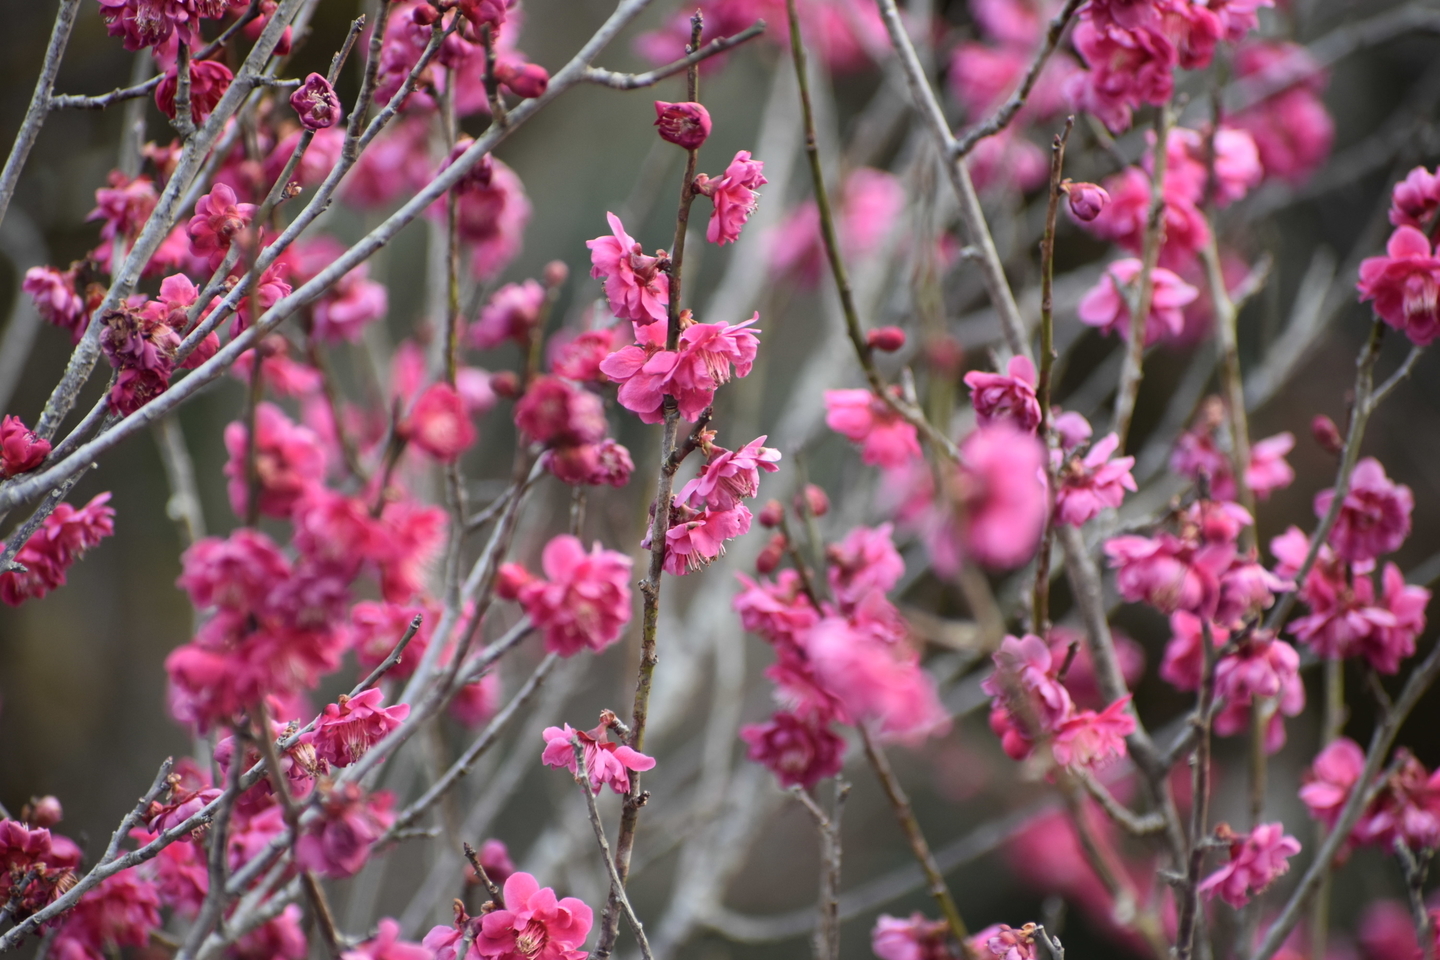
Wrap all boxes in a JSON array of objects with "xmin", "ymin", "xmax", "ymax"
[
  {"xmin": 792, "ymin": 781, "xmax": 849, "ymax": 960},
  {"xmin": 153, "ymin": 415, "xmax": 206, "ymax": 545},
  {"xmin": 582, "ymin": 21, "xmax": 766, "ymax": 88},
  {"xmin": 0, "ymin": 0, "xmax": 82, "ymax": 229},
  {"xmin": 1174, "ymin": 620, "xmax": 1219, "ymax": 960}
]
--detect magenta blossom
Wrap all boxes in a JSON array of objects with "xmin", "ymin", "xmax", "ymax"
[
  {"xmin": 805, "ymin": 616, "xmax": 950, "ymax": 745},
  {"xmin": 871, "ymin": 913, "xmax": 952, "ymax": 960},
  {"xmin": 223, "ymin": 402, "xmax": 326, "ymax": 519},
  {"xmin": 403, "ymin": 383, "xmax": 476, "ymax": 463},
  {"xmin": 601, "ymin": 314, "xmax": 760, "ymax": 423},
  {"xmin": 305, "ymin": 689, "xmax": 410, "ymax": 768},
  {"xmin": 1315, "ymin": 457, "xmax": 1413, "ymax": 563},
  {"xmin": 740, "ymin": 710, "xmax": 846, "ymax": 790},
  {"xmin": 1, "ymin": 492, "xmax": 115, "ymax": 607},
  {"xmin": 22, "ymin": 266, "xmax": 87, "ymax": 343},
  {"xmin": 654, "ymin": 100, "xmax": 712, "ymax": 149},
  {"xmin": 958, "ymin": 424, "xmax": 1048, "ymax": 570},
  {"xmin": 497, "ymin": 534, "xmax": 632, "ymax": 656},
  {"xmin": 983, "ymin": 634, "xmax": 1075, "ymax": 761},
  {"xmin": 1212, "ymin": 632, "xmax": 1305, "ymax": 753},
  {"xmin": 1078, "ymin": 258, "xmax": 1199, "ymax": 345},
  {"xmin": 295, "ymin": 784, "xmax": 394, "ymax": 879},
  {"xmin": 1054, "ymin": 432, "xmax": 1136, "ymax": 526},
  {"xmin": 290, "ymin": 73, "xmax": 342, "ymax": 130},
  {"xmin": 1066, "ymin": 181, "xmax": 1110, "ymax": 221},
  {"xmin": 679, "ymin": 435, "xmax": 781, "ymax": 511},
  {"xmin": 697, "ymin": 149, "xmax": 766, "ymax": 245},
  {"xmin": 342, "ymin": 919, "xmax": 431, "ymax": 960},
  {"xmin": 474, "ymin": 872, "xmax": 592, "ymax": 960},
  {"xmin": 659, "ymin": 503, "xmax": 753, "ymax": 575},
  {"xmin": 1198, "ymin": 822, "xmax": 1301, "ymax": 908},
  {"xmin": 965, "ymin": 355, "xmax": 1042, "ymax": 432},
  {"xmin": 1390, "ymin": 164, "xmax": 1440, "ymax": 229},
  {"xmin": 0, "ymin": 415, "xmax": 51, "ymax": 479},
  {"xmin": 541, "ymin": 720, "xmax": 656, "ymax": 795},
  {"xmin": 587, "ymin": 212, "xmax": 669, "ymax": 325},
  {"xmin": 1358, "ymin": 225, "xmax": 1440, "ymax": 346},
  {"xmin": 473, "ymin": 280, "xmax": 545, "ymax": 349},
  {"xmin": 1299, "ymin": 737, "xmax": 1365, "ymax": 831},
  {"xmin": 514, "ymin": 375, "xmax": 608, "ymax": 448},
  {"xmin": 156, "ymin": 59, "xmax": 233, "ymax": 125},
  {"xmin": 1050, "ymin": 696, "xmax": 1136, "ymax": 769},
  {"xmin": 826, "ymin": 523, "xmax": 905, "ymax": 609},
  {"xmin": 824, "ymin": 388, "xmax": 921, "ymax": 469},
  {"xmin": 187, "ymin": 183, "xmax": 255, "ymax": 267}
]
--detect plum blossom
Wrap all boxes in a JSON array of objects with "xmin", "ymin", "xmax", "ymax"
[
  {"xmin": 474, "ymin": 872, "xmax": 592, "ymax": 960},
  {"xmin": 1299, "ymin": 737, "xmax": 1364, "ymax": 831},
  {"xmin": 965, "ymin": 355, "xmax": 1041, "ymax": 432},
  {"xmin": 1315, "ymin": 457, "xmax": 1413, "ymax": 562},
  {"xmin": 306, "ymin": 689, "xmax": 410, "ymax": 767},
  {"xmin": 771, "ymin": 168, "xmax": 905, "ymax": 287},
  {"xmin": 49, "ymin": 868, "xmax": 160, "ymax": 960},
  {"xmin": 1352, "ymin": 751, "xmax": 1440, "ymax": 851},
  {"xmin": 549, "ymin": 327, "xmax": 618, "ymax": 382},
  {"xmin": 957, "ymin": 424, "xmax": 1048, "ymax": 570},
  {"xmin": 654, "ymin": 100, "xmax": 711, "ymax": 149},
  {"xmin": 1105, "ymin": 501, "xmax": 1249, "ymax": 617},
  {"xmin": 1357, "ymin": 225, "xmax": 1440, "ymax": 346},
  {"xmin": 0, "ymin": 493, "xmax": 116, "ymax": 607},
  {"xmin": 0, "ymin": 416, "xmax": 50, "ymax": 479},
  {"xmin": 1065, "ymin": 19, "xmax": 1176, "ymax": 134},
  {"xmin": 696, "ymin": 149, "xmax": 766, "ymax": 245},
  {"xmin": 497, "ymin": 535, "xmax": 632, "ymax": 656},
  {"xmin": 290, "ymin": 73, "xmax": 342, "ymax": 129},
  {"xmin": 514, "ymin": 375, "xmax": 608, "ymax": 448},
  {"xmin": 1229, "ymin": 41, "xmax": 1334, "ymax": 184},
  {"xmin": 1050, "ymin": 697, "xmax": 1136, "ymax": 769},
  {"xmin": 804, "ymin": 616, "xmax": 950, "ymax": 745},
  {"xmin": 601, "ymin": 314, "xmax": 760, "ymax": 423},
  {"xmin": 0, "ymin": 819, "xmax": 81, "ymax": 917},
  {"xmin": 1390, "ymin": 164, "xmax": 1440, "ymax": 229},
  {"xmin": 984, "ymin": 634, "xmax": 1075, "ymax": 761},
  {"xmin": 657, "ymin": 503, "xmax": 753, "ymax": 575},
  {"xmin": 824, "ymin": 388, "xmax": 920, "ymax": 469},
  {"xmin": 473, "ymin": 280, "xmax": 545, "ymax": 349},
  {"xmin": 1054, "ymin": 432, "xmax": 1136, "ymax": 526},
  {"xmin": 1066, "ymin": 181, "xmax": 1110, "ymax": 221},
  {"xmin": 156, "ymin": 59, "xmax": 233, "ymax": 125},
  {"xmin": 402, "ymin": 383, "xmax": 476, "ymax": 462},
  {"xmin": 1198, "ymin": 822, "xmax": 1301, "ymax": 908},
  {"xmin": 587, "ymin": 212, "xmax": 669, "ymax": 325},
  {"xmin": 23, "ymin": 266, "xmax": 87, "ymax": 342},
  {"xmin": 679, "ymin": 436, "xmax": 781, "ymax": 511},
  {"xmin": 223, "ymin": 402, "xmax": 326, "ymax": 519},
  {"xmin": 871, "ymin": 913, "xmax": 952, "ymax": 960},
  {"xmin": 740, "ymin": 711, "xmax": 846, "ymax": 789},
  {"xmin": 343, "ymin": 919, "xmax": 431, "ymax": 960},
  {"xmin": 985, "ymin": 924, "xmax": 1040, "ymax": 960},
  {"xmin": 1078, "ymin": 258, "xmax": 1200, "ymax": 344},
  {"xmin": 1079, "ymin": 166, "xmax": 1210, "ymax": 270},
  {"xmin": 187, "ymin": 183, "xmax": 255, "ymax": 267},
  {"xmin": 826, "ymin": 523, "xmax": 905, "ymax": 608},
  {"xmin": 541, "ymin": 720, "xmax": 655, "ymax": 795},
  {"xmin": 295, "ymin": 784, "xmax": 394, "ymax": 878},
  {"xmin": 1212, "ymin": 632, "xmax": 1305, "ymax": 752}
]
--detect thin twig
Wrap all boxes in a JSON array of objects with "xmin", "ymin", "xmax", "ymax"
[
  {"xmin": 573, "ymin": 741, "xmax": 654, "ymax": 960},
  {"xmin": 791, "ymin": 781, "xmax": 849, "ymax": 960},
  {"xmin": 0, "ymin": 0, "xmax": 82, "ymax": 228},
  {"xmin": 582, "ymin": 21, "xmax": 767, "ymax": 88},
  {"xmin": 1175, "ymin": 619, "xmax": 1220, "ymax": 960}
]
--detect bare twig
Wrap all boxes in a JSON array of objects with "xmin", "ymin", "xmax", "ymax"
[
  {"xmin": 0, "ymin": 0, "xmax": 82, "ymax": 228},
  {"xmin": 792, "ymin": 781, "xmax": 849, "ymax": 960},
  {"xmin": 573, "ymin": 741, "xmax": 654, "ymax": 960},
  {"xmin": 582, "ymin": 21, "xmax": 767, "ymax": 88}
]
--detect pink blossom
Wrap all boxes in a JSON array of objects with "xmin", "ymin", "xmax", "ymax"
[
  {"xmin": 473, "ymin": 280, "xmax": 545, "ymax": 349},
  {"xmin": 306, "ymin": 689, "xmax": 411, "ymax": 768},
  {"xmin": 587, "ymin": 212, "xmax": 669, "ymax": 325},
  {"xmin": 1315, "ymin": 457, "xmax": 1413, "ymax": 562},
  {"xmin": 659, "ymin": 504, "xmax": 753, "ymax": 575},
  {"xmin": 347, "ymin": 601, "xmax": 434, "ymax": 681},
  {"xmin": 290, "ymin": 73, "xmax": 342, "ymax": 129},
  {"xmin": 871, "ymin": 913, "xmax": 952, "ymax": 960},
  {"xmin": 1079, "ymin": 166, "xmax": 1210, "ymax": 270},
  {"xmin": 0, "ymin": 415, "xmax": 50, "ymax": 479},
  {"xmin": 1390, "ymin": 165, "xmax": 1440, "ymax": 229},
  {"xmin": 129, "ymin": 828, "xmax": 207, "ymax": 917},
  {"xmin": 231, "ymin": 906, "xmax": 307, "ymax": 960},
  {"xmin": 654, "ymin": 100, "xmax": 712, "ymax": 149},
  {"xmin": 1357, "ymin": 225, "xmax": 1440, "ymax": 346},
  {"xmin": 1368, "ymin": 563, "xmax": 1430, "ymax": 674},
  {"xmin": 959, "ymin": 424, "xmax": 1048, "ymax": 570},
  {"xmin": 545, "ymin": 438, "xmax": 635, "ymax": 487},
  {"xmin": 1299, "ymin": 737, "xmax": 1365, "ymax": 831},
  {"xmin": 1055, "ymin": 432, "xmax": 1136, "ymax": 526},
  {"xmin": 1354, "ymin": 752, "xmax": 1440, "ymax": 851},
  {"xmin": 450, "ymin": 673, "xmax": 500, "ymax": 728},
  {"xmin": 471, "ymin": 839, "xmax": 516, "ymax": 887},
  {"xmin": 1050, "ymin": 696, "xmax": 1136, "ymax": 769},
  {"xmin": 602, "ymin": 315, "xmax": 761, "ymax": 423},
  {"xmin": 1212, "ymin": 632, "xmax": 1305, "ymax": 752},
  {"xmin": 1066, "ymin": 19, "xmax": 1177, "ymax": 134},
  {"xmin": 1, "ymin": 492, "xmax": 116, "ymax": 607},
  {"xmin": 549, "ymin": 327, "xmax": 618, "ymax": 382},
  {"xmin": 697, "ymin": 150, "xmax": 766, "ymax": 245},
  {"xmin": 402, "ymin": 383, "xmax": 477, "ymax": 462},
  {"xmin": 1053, "ymin": 410, "xmax": 1093, "ymax": 451},
  {"xmin": 1230, "ymin": 41, "xmax": 1334, "ymax": 184},
  {"xmin": 732, "ymin": 571, "xmax": 821, "ymax": 649},
  {"xmin": 679, "ymin": 436, "xmax": 781, "ymax": 511},
  {"xmin": 825, "ymin": 523, "xmax": 905, "ymax": 609},
  {"xmin": 295, "ymin": 784, "xmax": 394, "ymax": 878},
  {"xmin": 50, "ymin": 868, "xmax": 160, "ymax": 960},
  {"xmin": 342, "ymin": 919, "xmax": 432, "ymax": 960},
  {"xmin": 1158, "ymin": 611, "xmax": 1226, "ymax": 692},
  {"xmin": 177, "ymin": 528, "xmax": 289, "ymax": 613},
  {"xmin": 343, "ymin": 116, "xmax": 433, "ymax": 209},
  {"xmin": 541, "ymin": 721, "xmax": 656, "ymax": 795},
  {"xmin": 1161, "ymin": 126, "xmax": 1263, "ymax": 208},
  {"xmin": 805, "ymin": 616, "xmax": 950, "ymax": 744},
  {"xmin": 1105, "ymin": 530, "xmax": 1234, "ymax": 617},
  {"xmin": 97, "ymin": 0, "xmax": 198, "ymax": 50},
  {"xmin": 740, "ymin": 710, "xmax": 846, "ymax": 790},
  {"xmin": 495, "ymin": 58, "xmax": 549, "ymax": 99},
  {"xmin": 474, "ymin": 871, "xmax": 593, "ymax": 960},
  {"xmin": 1078, "ymin": 258, "xmax": 1200, "ymax": 345},
  {"xmin": 88, "ymin": 170, "xmax": 157, "ymax": 245},
  {"xmin": 454, "ymin": 159, "xmax": 531, "ymax": 280},
  {"xmin": 501, "ymin": 535, "xmax": 632, "ymax": 656},
  {"xmin": 22, "ymin": 266, "xmax": 87, "ymax": 343},
  {"xmin": 0, "ymin": 820, "xmax": 81, "ymax": 917},
  {"xmin": 986, "ymin": 924, "xmax": 1040, "ymax": 960},
  {"xmin": 984, "ymin": 634, "xmax": 1075, "ymax": 760},
  {"xmin": 187, "ymin": 183, "xmax": 255, "ymax": 267},
  {"xmin": 514, "ymin": 376, "xmax": 607, "ymax": 447},
  {"xmin": 771, "ymin": 168, "xmax": 905, "ymax": 287},
  {"xmin": 965, "ymin": 355, "xmax": 1042, "ymax": 432},
  {"xmin": 1247, "ymin": 432, "xmax": 1297, "ymax": 499},
  {"xmin": 1066, "ymin": 181, "xmax": 1110, "ymax": 221},
  {"xmin": 1199, "ymin": 822, "xmax": 1300, "ymax": 908},
  {"xmin": 824, "ymin": 388, "xmax": 920, "ymax": 468},
  {"xmin": 1358, "ymin": 900, "xmax": 1419, "ymax": 960},
  {"xmin": 155, "ymin": 59, "xmax": 233, "ymax": 125},
  {"xmin": 313, "ymin": 267, "xmax": 387, "ymax": 342},
  {"xmin": 966, "ymin": 128, "xmax": 1051, "ymax": 194},
  {"xmin": 223, "ymin": 402, "xmax": 326, "ymax": 519}
]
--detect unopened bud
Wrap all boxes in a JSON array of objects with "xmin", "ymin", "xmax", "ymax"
[
  {"xmin": 653, "ymin": 101, "xmax": 712, "ymax": 150},
  {"xmin": 490, "ymin": 370, "xmax": 520, "ymax": 398},
  {"xmin": 758, "ymin": 499, "xmax": 785, "ymax": 528},
  {"xmin": 795, "ymin": 483, "xmax": 829, "ymax": 518},
  {"xmin": 289, "ymin": 73, "xmax": 342, "ymax": 131},
  {"xmin": 543, "ymin": 260, "xmax": 569, "ymax": 289},
  {"xmin": 756, "ymin": 533, "xmax": 787, "ymax": 574},
  {"xmin": 867, "ymin": 326, "xmax": 906, "ymax": 352},
  {"xmin": 1064, "ymin": 181, "xmax": 1110, "ymax": 222},
  {"xmin": 495, "ymin": 562, "xmax": 532, "ymax": 600},
  {"xmin": 412, "ymin": 4, "xmax": 441, "ymax": 25},
  {"xmin": 925, "ymin": 334, "xmax": 964, "ymax": 376},
  {"xmin": 495, "ymin": 60, "xmax": 549, "ymax": 100},
  {"xmin": 25, "ymin": 796, "xmax": 63, "ymax": 828},
  {"xmin": 1311, "ymin": 414, "xmax": 1343, "ymax": 455}
]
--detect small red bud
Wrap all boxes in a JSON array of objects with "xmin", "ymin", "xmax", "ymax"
[
  {"xmin": 490, "ymin": 370, "xmax": 521, "ymax": 398},
  {"xmin": 25, "ymin": 796, "xmax": 63, "ymax": 828},
  {"xmin": 755, "ymin": 533, "xmax": 787, "ymax": 574},
  {"xmin": 795, "ymin": 483, "xmax": 829, "ymax": 518},
  {"xmin": 495, "ymin": 563, "xmax": 532, "ymax": 600},
  {"xmin": 543, "ymin": 260, "xmax": 569, "ymax": 289},
  {"xmin": 1064, "ymin": 181, "xmax": 1110, "ymax": 222},
  {"xmin": 495, "ymin": 60, "xmax": 549, "ymax": 100},
  {"xmin": 925, "ymin": 334, "xmax": 964, "ymax": 376},
  {"xmin": 758, "ymin": 499, "xmax": 785, "ymax": 528},
  {"xmin": 412, "ymin": 4, "xmax": 441, "ymax": 24},
  {"xmin": 1311, "ymin": 414, "xmax": 1343, "ymax": 455},
  {"xmin": 867, "ymin": 326, "xmax": 907, "ymax": 352}
]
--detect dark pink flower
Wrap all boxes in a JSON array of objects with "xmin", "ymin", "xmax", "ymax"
[
  {"xmin": 602, "ymin": 315, "xmax": 760, "ymax": 423},
  {"xmin": 740, "ymin": 710, "xmax": 846, "ymax": 789},
  {"xmin": 50, "ymin": 868, "xmax": 160, "ymax": 960},
  {"xmin": 1199, "ymin": 823, "xmax": 1300, "ymax": 907},
  {"xmin": 290, "ymin": 73, "xmax": 342, "ymax": 130},
  {"xmin": 187, "ymin": 183, "xmax": 255, "ymax": 267},
  {"xmin": 824, "ymin": 388, "xmax": 920, "ymax": 469},
  {"xmin": 871, "ymin": 913, "xmax": 952, "ymax": 960},
  {"xmin": 958, "ymin": 424, "xmax": 1048, "ymax": 570},
  {"xmin": 541, "ymin": 721, "xmax": 655, "ymax": 795},
  {"xmin": 587, "ymin": 212, "xmax": 669, "ymax": 326},
  {"xmin": 1212, "ymin": 632, "xmax": 1305, "ymax": 752},
  {"xmin": 1078, "ymin": 258, "xmax": 1199, "ymax": 344},
  {"xmin": 223, "ymin": 402, "xmax": 326, "ymax": 519},
  {"xmin": 450, "ymin": 673, "xmax": 500, "ymax": 728},
  {"xmin": 697, "ymin": 150, "xmax": 766, "ymax": 245},
  {"xmin": 402, "ymin": 383, "xmax": 477, "ymax": 462},
  {"xmin": 155, "ymin": 59, "xmax": 233, "ymax": 125},
  {"xmin": 474, "ymin": 871, "xmax": 592, "ymax": 960},
  {"xmin": 544, "ymin": 438, "xmax": 635, "ymax": 487},
  {"xmin": 965, "ymin": 355, "xmax": 1041, "ymax": 432},
  {"xmin": 986, "ymin": 924, "xmax": 1040, "ymax": 960},
  {"xmin": 342, "ymin": 918, "xmax": 432, "ymax": 960},
  {"xmin": 97, "ymin": 0, "xmax": 197, "ymax": 50},
  {"xmin": 231, "ymin": 905, "xmax": 307, "ymax": 960},
  {"xmin": 733, "ymin": 570, "xmax": 821, "ymax": 649},
  {"xmin": 1230, "ymin": 41, "xmax": 1333, "ymax": 184},
  {"xmin": 454, "ymin": 158, "xmax": 531, "ymax": 280},
  {"xmin": 1065, "ymin": 181, "xmax": 1110, "ymax": 221},
  {"xmin": 1299, "ymin": 737, "xmax": 1364, "ymax": 831},
  {"xmin": 983, "ymin": 634, "xmax": 1075, "ymax": 760},
  {"xmin": 1390, "ymin": 165, "xmax": 1440, "ymax": 229},
  {"xmin": 22, "ymin": 266, "xmax": 87, "ymax": 343},
  {"xmin": 1050, "ymin": 696, "xmax": 1136, "ymax": 769},
  {"xmin": 1315, "ymin": 457, "xmax": 1413, "ymax": 562},
  {"xmin": 1247, "ymin": 432, "xmax": 1297, "ymax": 500},
  {"xmin": 1354, "ymin": 752, "xmax": 1440, "ymax": 851},
  {"xmin": 177, "ymin": 528, "xmax": 289, "ymax": 612},
  {"xmin": 347, "ymin": 600, "xmax": 434, "ymax": 681},
  {"xmin": 679, "ymin": 435, "xmax": 781, "ymax": 511},
  {"xmin": 805, "ymin": 616, "xmax": 949, "ymax": 745},
  {"xmin": 1054, "ymin": 432, "xmax": 1136, "ymax": 526},
  {"xmin": 658, "ymin": 503, "xmax": 753, "ymax": 575},
  {"xmin": 471, "ymin": 838, "xmax": 516, "ymax": 887},
  {"xmin": 825, "ymin": 523, "xmax": 905, "ymax": 609},
  {"xmin": 1066, "ymin": 19, "xmax": 1176, "ymax": 134},
  {"xmin": 473, "ymin": 280, "xmax": 545, "ymax": 349},
  {"xmin": 654, "ymin": 100, "xmax": 712, "ymax": 149},
  {"xmin": 1105, "ymin": 502, "xmax": 1247, "ymax": 616},
  {"xmin": 0, "ymin": 415, "xmax": 50, "ymax": 478},
  {"xmin": 305, "ymin": 689, "xmax": 410, "ymax": 768},
  {"xmin": 502, "ymin": 534, "xmax": 632, "ymax": 655},
  {"xmin": 1158, "ymin": 611, "xmax": 1225, "ymax": 692},
  {"xmin": 0, "ymin": 819, "xmax": 81, "ymax": 917},
  {"xmin": 549, "ymin": 327, "xmax": 618, "ymax": 382},
  {"xmin": 1078, "ymin": 165, "xmax": 1210, "ymax": 270},
  {"xmin": 1, "ymin": 493, "xmax": 115, "ymax": 607},
  {"xmin": 514, "ymin": 375, "xmax": 607, "ymax": 447},
  {"xmin": 295, "ymin": 784, "xmax": 394, "ymax": 879},
  {"xmin": 1358, "ymin": 225, "xmax": 1440, "ymax": 346}
]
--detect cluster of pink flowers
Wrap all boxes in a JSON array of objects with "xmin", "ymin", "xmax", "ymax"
[
  {"xmin": 1302, "ymin": 739, "xmax": 1440, "ymax": 853},
  {"xmin": 1050, "ymin": 412, "xmax": 1138, "ymax": 528},
  {"xmin": 498, "ymin": 534, "xmax": 633, "ymax": 656},
  {"xmin": 601, "ymin": 313, "xmax": 760, "ymax": 424},
  {"xmin": 1171, "ymin": 400, "xmax": 1295, "ymax": 501},
  {"xmin": 1198, "ymin": 822, "xmax": 1301, "ymax": 908},
  {"xmin": 0, "ymin": 492, "xmax": 116, "ymax": 607},
  {"xmin": 0, "ymin": 808, "xmax": 82, "ymax": 921},
  {"xmin": 541, "ymin": 717, "xmax": 656, "ymax": 795}
]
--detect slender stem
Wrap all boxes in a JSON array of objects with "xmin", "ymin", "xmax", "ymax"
[
  {"xmin": 1112, "ymin": 104, "xmax": 1174, "ymax": 449},
  {"xmin": 859, "ymin": 725, "xmax": 968, "ymax": 942},
  {"xmin": 1202, "ymin": 232, "xmax": 1255, "ymax": 537},
  {"xmin": 792, "ymin": 781, "xmax": 849, "ymax": 960},
  {"xmin": 153, "ymin": 414, "xmax": 206, "ymax": 546},
  {"xmin": 582, "ymin": 21, "xmax": 767, "ymax": 88},
  {"xmin": 1308, "ymin": 659, "xmax": 1346, "ymax": 958},
  {"xmin": 573, "ymin": 742, "xmax": 655, "ymax": 960},
  {"xmin": 1396, "ymin": 841, "xmax": 1436, "ymax": 960},
  {"xmin": 0, "ymin": 0, "xmax": 82, "ymax": 229},
  {"xmin": 174, "ymin": 41, "xmax": 196, "ymax": 139},
  {"xmin": 1175, "ymin": 620, "xmax": 1219, "ymax": 960}
]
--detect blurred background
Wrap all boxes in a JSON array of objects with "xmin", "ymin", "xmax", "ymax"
[{"xmin": 5, "ymin": 0, "xmax": 1440, "ymax": 957}]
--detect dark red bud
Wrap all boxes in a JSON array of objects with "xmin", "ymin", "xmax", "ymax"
[
  {"xmin": 756, "ymin": 533, "xmax": 787, "ymax": 575},
  {"xmin": 490, "ymin": 370, "xmax": 521, "ymax": 398},
  {"xmin": 867, "ymin": 326, "xmax": 907, "ymax": 352},
  {"xmin": 758, "ymin": 499, "xmax": 785, "ymax": 528},
  {"xmin": 1311, "ymin": 414, "xmax": 1343, "ymax": 455}
]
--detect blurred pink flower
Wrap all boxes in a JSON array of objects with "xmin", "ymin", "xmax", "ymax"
[
  {"xmin": 403, "ymin": 383, "xmax": 476, "ymax": 463},
  {"xmin": 824, "ymin": 388, "xmax": 921, "ymax": 469},
  {"xmin": 740, "ymin": 710, "xmax": 846, "ymax": 789},
  {"xmin": 295, "ymin": 784, "xmax": 394, "ymax": 878},
  {"xmin": 1315, "ymin": 457, "xmax": 1413, "ymax": 562},
  {"xmin": 499, "ymin": 534, "xmax": 632, "ymax": 656},
  {"xmin": 965, "ymin": 355, "xmax": 1041, "ymax": 432},
  {"xmin": 1078, "ymin": 258, "xmax": 1199, "ymax": 345},
  {"xmin": 541, "ymin": 721, "xmax": 655, "ymax": 795},
  {"xmin": 1358, "ymin": 225, "xmax": 1440, "ymax": 347}
]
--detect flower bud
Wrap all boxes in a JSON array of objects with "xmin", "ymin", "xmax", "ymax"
[
  {"xmin": 495, "ymin": 60, "xmax": 549, "ymax": 100},
  {"xmin": 795, "ymin": 483, "xmax": 830, "ymax": 518},
  {"xmin": 490, "ymin": 370, "xmax": 521, "ymax": 398},
  {"xmin": 1311, "ymin": 414, "xmax": 1343, "ymax": 455},
  {"xmin": 25, "ymin": 796, "xmax": 63, "ymax": 828},
  {"xmin": 758, "ymin": 499, "xmax": 785, "ymax": 528},
  {"xmin": 1065, "ymin": 181, "xmax": 1110, "ymax": 222},
  {"xmin": 496, "ymin": 563, "xmax": 533, "ymax": 601},
  {"xmin": 543, "ymin": 260, "xmax": 569, "ymax": 289},
  {"xmin": 412, "ymin": 4, "xmax": 441, "ymax": 25},
  {"xmin": 756, "ymin": 533, "xmax": 787, "ymax": 574},
  {"xmin": 290, "ymin": 73, "xmax": 342, "ymax": 130},
  {"xmin": 925, "ymin": 334, "xmax": 964, "ymax": 376},
  {"xmin": 654, "ymin": 101, "xmax": 712, "ymax": 150},
  {"xmin": 867, "ymin": 326, "xmax": 906, "ymax": 352}
]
